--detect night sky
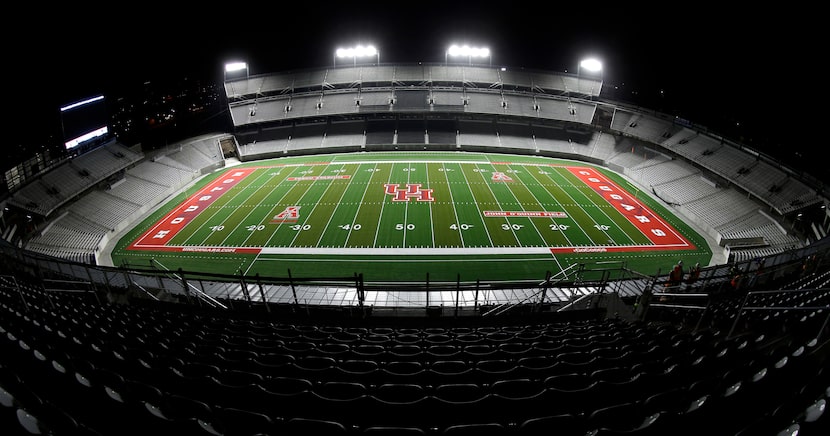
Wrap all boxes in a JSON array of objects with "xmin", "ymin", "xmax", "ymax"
[{"xmin": 6, "ymin": 4, "xmax": 821, "ymax": 182}]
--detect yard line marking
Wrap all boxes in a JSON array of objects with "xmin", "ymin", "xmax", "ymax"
[
  {"xmin": 403, "ymin": 162, "xmax": 411, "ymax": 247},
  {"xmin": 557, "ymin": 165, "xmax": 638, "ymax": 247},
  {"xmin": 238, "ymin": 166, "xmax": 305, "ymax": 247},
  {"xmin": 345, "ymin": 163, "xmax": 377, "ymax": 245},
  {"xmin": 315, "ymin": 164, "xmax": 357, "ymax": 247},
  {"xmin": 494, "ymin": 164, "xmax": 549, "ymax": 245},
  {"xmin": 549, "ymin": 167, "xmax": 609, "ymax": 245},
  {"xmin": 458, "ymin": 163, "xmax": 495, "ymax": 247},
  {"xmin": 214, "ymin": 169, "xmax": 286, "ymax": 247},
  {"xmin": 473, "ymin": 162, "xmax": 523, "ymax": 246},
  {"xmin": 442, "ymin": 162, "xmax": 465, "ymax": 248},
  {"xmin": 534, "ymin": 169, "xmax": 595, "ymax": 244},
  {"xmin": 508, "ymin": 168, "xmax": 570, "ymax": 246},
  {"xmin": 242, "ymin": 166, "xmax": 314, "ymax": 275},
  {"xmin": 524, "ymin": 168, "xmax": 578, "ymax": 246},
  {"xmin": 372, "ymin": 163, "xmax": 396, "ymax": 248},
  {"xmin": 287, "ymin": 163, "xmax": 339, "ymax": 248},
  {"xmin": 426, "ymin": 162, "xmax": 436, "ymax": 248},
  {"xmin": 550, "ymin": 166, "xmax": 612, "ymax": 245},
  {"xmin": 567, "ymin": 166, "xmax": 647, "ymax": 245}
]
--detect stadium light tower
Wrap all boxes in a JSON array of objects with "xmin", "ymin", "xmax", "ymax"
[
  {"xmin": 334, "ymin": 45, "xmax": 379, "ymax": 67},
  {"xmin": 224, "ymin": 61, "xmax": 249, "ymax": 81},
  {"xmin": 446, "ymin": 44, "xmax": 491, "ymax": 66}
]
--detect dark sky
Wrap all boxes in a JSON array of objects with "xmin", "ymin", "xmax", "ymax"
[{"xmin": 6, "ymin": 4, "xmax": 822, "ymax": 181}]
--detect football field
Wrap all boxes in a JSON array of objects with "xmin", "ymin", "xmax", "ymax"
[{"xmin": 112, "ymin": 152, "xmax": 711, "ymax": 282}]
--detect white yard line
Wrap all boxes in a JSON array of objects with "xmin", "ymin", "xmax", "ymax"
[
  {"xmin": 550, "ymin": 166, "xmax": 612, "ymax": 244},
  {"xmin": 219, "ymin": 169, "xmax": 287, "ymax": 247},
  {"xmin": 403, "ymin": 162, "xmax": 412, "ymax": 247},
  {"xmin": 474, "ymin": 162, "xmax": 522, "ymax": 245},
  {"xmin": 458, "ymin": 163, "xmax": 495, "ymax": 247},
  {"xmin": 426, "ymin": 163, "xmax": 436, "ymax": 248},
  {"xmin": 286, "ymin": 163, "xmax": 338, "ymax": 247},
  {"xmin": 371, "ymin": 163, "xmax": 396, "ymax": 248},
  {"xmin": 441, "ymin": 162, "xmax": 465, "ymax": 247},
  {"xmin": 536, "ymin": 168, "xmax": 594, "ymax": 243},
  {"xmin": 242, "ymin": 164, "xmax": 327, "ymax": 275},
  {"xmin": 524, "ymin": 165, "xmax": 576, "ymax": 247},
  {"xmin": 496, "ymin": 163, "xmax": 549, "ymax": 246},
  {"xmin": 315, "ymin": 164, "xmax": 358, "ymax": 247},
  {"xmin": 344, "ymin": 163, "xmax": 377, "ymax": 244}
]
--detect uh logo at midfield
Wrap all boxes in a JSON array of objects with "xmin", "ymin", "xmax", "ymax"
[{"xmin": 384, "ymin": 184, "xmax": 435, "ymax": 202}]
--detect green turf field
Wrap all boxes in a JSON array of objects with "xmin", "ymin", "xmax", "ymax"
[{"xmin": 110, "ymin": 152, "xmax": 712, "ymax": 282}]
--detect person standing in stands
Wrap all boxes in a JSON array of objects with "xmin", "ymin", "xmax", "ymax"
[
  {"xmin": 666, "ymin": 260, "xmax": 683, "ymax": 289},
  {"xmin": 685, "ymin": 262, "xmax": 701, "ymax": 288}
]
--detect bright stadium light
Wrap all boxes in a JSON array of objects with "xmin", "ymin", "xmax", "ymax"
[
  {"xmin": 579, "ymin": 58, "xmax": 603, "ymax": 73},
  {"xmin": 446, "ymin": 44, "xmax": 491, "ymax": 66},
  {"xmin": 225, "ymin": 62, "xmax": 248, "ymax": 73},
  {"xmin": 334, "ymin": 44, "xmax": 379, "ymax": 67},
  {"xmin": 224, "ymin": 61, "xmax": 248, "ymax": 81},
  {"xmin": 577, "ymin": 57, "xmax": 604, "ymax": 97}
]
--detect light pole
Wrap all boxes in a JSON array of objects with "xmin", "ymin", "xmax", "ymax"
[
  {"xmin": 446, "ymin": 44, "xmax": 491, "ymax": 66},
  {"xmin": 334, "ymin": 45, "xmax": 379, "ymax": 67}
]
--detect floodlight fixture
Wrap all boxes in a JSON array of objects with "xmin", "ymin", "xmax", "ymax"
[
  {"xmin": 446, "ymin": 44, "xmax": 491, "ymax": 66},
  {"xmin": 223, "ymin": 61, "xmax": 249, "ymax": 82},
  {"xmin": 334, "ymin": 44, "xmax": 380, "ymax": 67},
  {"xmin": 577, "ymin": 57, "xmax": 604, "ymax": 98},
  {"xmin": 225, "ymin": 62, "xmax": 248, "ymax": 73},
  {"xmin": 579, "ymin": 58, "xmax": 603, "ymax": 73}
]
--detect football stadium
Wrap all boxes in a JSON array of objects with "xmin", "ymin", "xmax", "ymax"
[{"xmin": 2, "ymin": 55, "xmax": 829, "ymax": 435}]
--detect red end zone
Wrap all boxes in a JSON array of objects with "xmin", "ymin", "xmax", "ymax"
[
  {"xmin": 549, "ymin": 166, "xmax": 695, "ymax": 254},
  {"xmin": 129, "ymin": 167, "xmax": 262, "ymax": 254}
]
